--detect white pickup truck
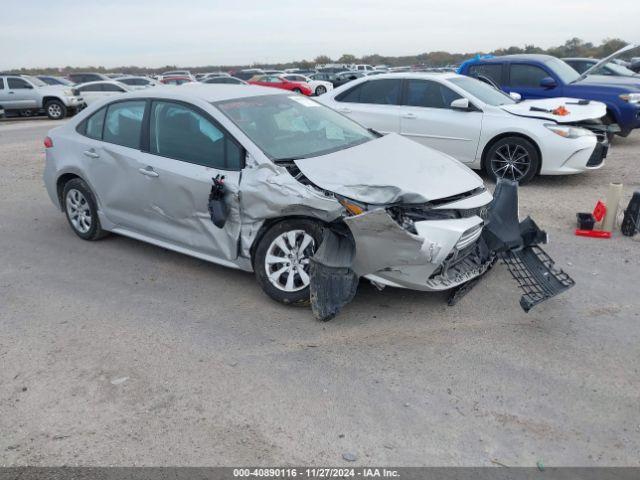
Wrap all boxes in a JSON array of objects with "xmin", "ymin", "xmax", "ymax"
[{"xmin": 0, "ymin": 74, "xmax": 85, "ymax": 119}]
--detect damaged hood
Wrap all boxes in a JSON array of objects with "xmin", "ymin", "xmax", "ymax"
[
  {"xmin": 500, "ymin": 97, "xmax": 607, "ymax": 123},
  {"xmin": 294, "ymin": 133, "xmax": 483, "ymax": 205}
]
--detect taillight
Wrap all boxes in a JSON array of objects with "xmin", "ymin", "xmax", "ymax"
[{"xmin": 44, "ymin": 136, "xmax": 53, "ymax": 148}]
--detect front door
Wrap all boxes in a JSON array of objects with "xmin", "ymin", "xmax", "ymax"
[
  {"xmin": 130, "ymin": 100, "xmax": 244, "ymax": 260},
  {"xmin": 506, "ymin": 63, "xmax": 561, "ymax": 100},
  {"xmin": 4, "ymin": 77, "xmax": 39, "ymax": 109},
  {"xmin": 399, "ymin": 79, "xmax": 482, "ymax": 164}
]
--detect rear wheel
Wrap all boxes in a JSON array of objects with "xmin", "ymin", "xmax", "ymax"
[
  {"xmin": 62, "ymin": 178, "xmax": 108, "ymax": 240},
  {"xmin": 45, "ymin": 100, "xmax": 67, "ymax": 120},
  {"xmin": 484, "ymin": 136, "xmax": 539, "ymax": 184},
  {"xmin": 254, "ymin": 219, "xmax": 323, "ymax": 305}
]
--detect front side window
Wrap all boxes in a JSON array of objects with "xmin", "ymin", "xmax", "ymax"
[
  {"xmin": 0, "ymin": 78, "xmax": 4, "ymax": 90},
  {"xmin": 216, "ymin": 94, "xmax": 375, "ymax": 161},
  {"xmin": 103, "ymin": 100, "xmax": 145, "ymax": 148},
  {"xmin": 336, "ymin": 79, "xmax": 401, "ymax": 105},
  {"xmin": 509, "ymin": 64, "xmax": 549, "ymax": 87},
  {"xmin": 150, "ymin": 101, "xmax": 242, "ymax": 170},
  {"xmin": 404, "ymin": 79, "xmax": 462, "ymax": 108},
  {"xmin": 8, "ymin": 78, "xmax": 32, "ymax": 89}
]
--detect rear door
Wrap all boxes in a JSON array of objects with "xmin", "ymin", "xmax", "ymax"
[
  {"xmin": 399, "ymin": 79, "xmax": 482, "ymax": 163},
  {"xmin": 332, "ymin": 78, "xmax": 403, "ymax": 134},
  {"xmin": 130, "ymin": 100, "xmax": 243, "ymax": 260}
]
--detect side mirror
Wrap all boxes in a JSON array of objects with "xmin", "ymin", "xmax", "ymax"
[
  {"xmin": 540, "ymin": 77, "xmax": 557, "ymax": 89},
  {"xmin": 450, "ymin": 98, "xmax": 470, "ymax": 110},
  {"xmin": 509, "ymin": 92, "xmax": 522, "ymax": 101}
]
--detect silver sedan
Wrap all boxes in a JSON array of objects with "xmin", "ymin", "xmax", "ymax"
[{"xmin": 43, "ymin": 85, "xmax": 572, "ymax": 320}]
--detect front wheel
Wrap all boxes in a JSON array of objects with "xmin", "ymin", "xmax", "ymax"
[
  {"xmin": 292, "ymin": 88, "xmax": 302, "ymax": 94},
  {"xmin": 253, "ymin": 219, "xmax": 323, "ymax": 305},
  {"xmin": 484, "ymin": 136, "xmax": 539, "ymax": 184},
  {"xmin": 315, "ymin": 85, "xmax": 327, "ymax": 96},
  {"xmin": 45, "ymin": 100, "xmax": 67, "ymax": 120}
]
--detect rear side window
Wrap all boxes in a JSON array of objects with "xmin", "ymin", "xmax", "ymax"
[
  {"xmin": 468, "ymin": 64, "xmax": 503, "ymax": 84},
  {"xmin": 404, "ymin": 80, "xmax": 462, "ymax": 108},
  {"xmin": 102, "ymin": 83, "xmax": 125, "ymax": 92},
  {"xmin": 150, "ymin": 101, "xmax": 242, "ymax": 170},
  {"xmin": 103, "ymin": 101, "xmax": 145, "ymax": 148},
  {"xmin": 336, "ymin": 79, "xmax": 401, "ymax": 105},
  {"xmin": 509, "ymin": 64, "xmax": 549, "ymax": 87},
  {"xmin": 0, "ymin": 78, "xmax": 4, "ymax": 89},
  {"xmin": 85, "ymin": 107, "xmax": 107, "ymax": 140}
]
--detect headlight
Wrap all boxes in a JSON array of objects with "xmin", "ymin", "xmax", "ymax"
[
  {"xmin": 619, "ymin": 93, "xmax": 640, "ymax": 105},
  {"xmin": 63, "ymin": 89, "xmax": 73, "ymax": 96},
  {"xmin": 544, "ymin": 124, "xmax": 595, "ymax": 139}
]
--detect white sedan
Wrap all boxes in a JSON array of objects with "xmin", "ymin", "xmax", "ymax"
[
  {"xmin": 317, "ymin": 73, "xmax": 609, "ymax": 183},
  {"xmin": 114, "ymin": 76, "xmax": 160, "ymax": 90},
  {"xmin": 281, "ymin": 74, "xmax": 333, "ymax": 96},
  {"xmin": 75, "ymin": 81, "xmax": 132, "ymax": 105}
]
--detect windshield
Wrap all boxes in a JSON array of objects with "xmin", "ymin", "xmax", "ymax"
[
  {"xmin": 546, "ymin": 58, "xmax": 581, "ymax": 83},
  {"xmin": 24, "ymin": 75, "xmax": 47, "ymax": 87},
  {"xmin": 216, "ymin": 94, "xmax": 375, "ymax": 161},
  {"xmin": 449, "ymin": 76, "xmax": 515, "ymax": 106},
  {"xmin": 600, "ymin": 62, "xmax": 637, "ymax": 76}
]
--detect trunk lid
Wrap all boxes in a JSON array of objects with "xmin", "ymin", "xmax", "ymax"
[
  {"xmin": 500, "ymin": 97, "xmax": 606, "ymax": 123},
  {"xmin": 294, "ymin": 133, "xmax": 484, "ymax": 205}
]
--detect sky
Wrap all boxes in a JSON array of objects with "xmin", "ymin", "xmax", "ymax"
[{"xmin": 2, "ymin": 0, "xmax": 638, "ymax": 69}]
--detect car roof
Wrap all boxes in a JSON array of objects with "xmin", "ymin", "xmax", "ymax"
[
  {"xmin": 336, "ymin": 71, "xmax": 462, "ymax": 81},
  {"xmin": 122, "ymin": 83, "xmax": 289, "ymax": 102},
  {"xmin": 477, "ymin": 54, "xmax": 555, "ymax": 63},
  {"xmin": 563, "ymin": 57, "xmax": 598, "ymax": 61},
  {"xmin": 75, "ymin": 80, "xmax": 128, "ymax": 87}
]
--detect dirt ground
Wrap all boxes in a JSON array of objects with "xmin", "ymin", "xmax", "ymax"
[{"xmin": 1, "ymin": 117, "xmax": 639, "ymax": 466}]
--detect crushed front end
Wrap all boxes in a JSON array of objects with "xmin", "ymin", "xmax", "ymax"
[{"xmin": 310, "ymin": 179, "xmax": 574, "ymax": 320}]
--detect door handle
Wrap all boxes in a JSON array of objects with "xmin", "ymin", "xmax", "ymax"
[
  {"xmin": 402, "ymin": 112, "xmax": 416, "ymax": 119},
  {"xmin": 83, "ymin": 150, "xmax": 99, "ymax": 158},
  {"xmin": 138, "ymin": 166, "xmax": 159, "ymax": 178},
  {"xmin": 8, "ymin": 91, "xmax": 15, "ymax": 94},
  {"xmin": 338, "ymin": 107, "xmax": 352, "ymax": 113}
]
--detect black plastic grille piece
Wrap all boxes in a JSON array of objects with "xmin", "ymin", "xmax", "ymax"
[
  {"xmin": 586, "ymin": 143, "xmax": 607, "ymax": 167},
  {"xmin": 501, "ymin": 245, "xmax": 575, "ymax": 312}
]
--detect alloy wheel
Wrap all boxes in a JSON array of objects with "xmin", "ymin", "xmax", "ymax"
[
  {"xmin": 264, "ymin": 230, "xmax": 315, "ymax": 292},
  {"xmin": 316, "ymin": 86, "xmax": 327, "ymax": 95},
  {"xmin": 65, "ymin": 188, "xmax": 92, "ymax": 233},
  {"xmin": 48, "ymin": 103, "xmax": 62, "ymax": 119},
  {"xmin": 490, "ymin": 144, "xmax": 531, "ymax": 182}
]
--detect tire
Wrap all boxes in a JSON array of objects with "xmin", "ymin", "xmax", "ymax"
[
  {"xmin": 484, "ymin": 136, "xmax": 539, "ymax": 185},
  {"xmin": 45, "ymin": 100, "xmax": 67, "ymax": 120},
  {"xmin": 62, "ymin": 178, "xmax": 108, "ymax": 241},
  {"xmin": 292, "ymin": 88, "xmax": 302, "ymax": 94},
  {"xmin": 602, "ymin": 114, "xmax": 616, "ymax": 142},
  {"xmin": 315, "ymin": 85, "xmax": 327, "ymax": 96},
  {"xmin": 253, "ymin": 219, "xmax": 323, "ymax": 305}
]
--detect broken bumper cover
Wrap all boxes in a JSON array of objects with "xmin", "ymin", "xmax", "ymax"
[{"xmin": 309, "ymin": 179, "xmax": 574, "ymax": 321}]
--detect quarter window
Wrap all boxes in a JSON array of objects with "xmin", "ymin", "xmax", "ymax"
[
  {"xmin": 103, "ymin": 100, "xmax": 145, "ymax": 149},
  {"xmin": 150, "ymin": 101, "xmax": 242, "ymax": 170},
  {"xmin": 509, "ymin": 64, "xmax": 549, "ymax": 88},
  {"xmin": 84, "ymin": 107, "xmax": 107, "ymax": 140},
  {"xmin": 404, "ymin": 80, "xmax": 462, "ymax": 109},
  {"xmin": 8, "ymin": 78, "xmax": 31, "ymax": 89}
]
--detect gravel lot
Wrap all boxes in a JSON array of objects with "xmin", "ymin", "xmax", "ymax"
[{"xmin": 1, "ymin": 117, "xmax": 639, "ymax": 467}]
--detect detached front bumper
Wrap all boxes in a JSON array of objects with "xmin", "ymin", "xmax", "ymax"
[{"xmin": 309, "ymin": 179, "xmax": 575, "ymax": 320}]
